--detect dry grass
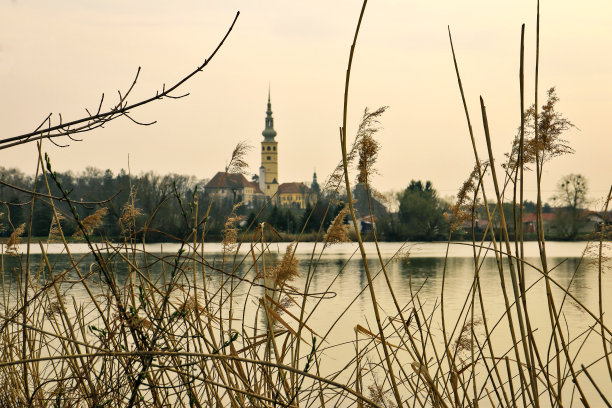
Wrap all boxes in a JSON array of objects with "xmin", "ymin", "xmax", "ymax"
[
  {"xmin": 0, "ymin": 152, "xmax": 610, "ymax": 408},
  {"xmin": 0, "ymin": 2, "xmax": 610, "ymax": 407}
]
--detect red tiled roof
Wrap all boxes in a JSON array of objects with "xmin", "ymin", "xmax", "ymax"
[
  {"xmin": 278, "ymin": 182, "xmax": 308, "ymax": 194},
  {"xmin": 586, "ymin": 210, "xmax": 612, "ymax": 220},
  {"xmin": 246, "ymin": 181, "xmax": 263, "ymax": 195},
  {"xmin": 522, "ymin": 213, "xmax": 556, "ymax": 223},
  {"xmin": 205, "ymin": 172, "xmax": 250, "ymax": 189}
]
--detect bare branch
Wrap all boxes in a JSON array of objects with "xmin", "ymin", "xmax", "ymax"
[
  {"xmin": 124, "ymin": 113, "xmax": 157, "ymax": 127},
  {"xmin": 33, "ymin": 113, "xmax": 52, "ymax": 133},
  {"xmin": 165, "ymin": 92, "xmax": 190, "ymax": 100},
  {"xmin": 0, "ymin": 11, "xmax": 240, "ymax": 150}
]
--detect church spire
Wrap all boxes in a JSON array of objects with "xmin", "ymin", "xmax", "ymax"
[
  {"xmin": 311, "ymin": 170, "xmax": 320, "ymax": 195},
  {"xmin": 262, "ymin": 88, "xmax": 277, "ymax": 141}
]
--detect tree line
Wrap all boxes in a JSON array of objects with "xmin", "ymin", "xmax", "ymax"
[{"xmin": 0, "ymin": 166, "xmax": 600, "ymax": 242}]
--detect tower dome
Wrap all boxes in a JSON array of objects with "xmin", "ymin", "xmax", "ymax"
[{"xmin": 262, "ymin": 90, "xmax": 277, "ymax": 141}]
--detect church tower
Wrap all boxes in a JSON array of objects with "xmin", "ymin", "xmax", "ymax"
[{"xmin": 260, "ymin": 90, "xmax": 278, "ymax": 197}]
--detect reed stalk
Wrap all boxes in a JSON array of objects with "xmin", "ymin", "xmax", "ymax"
[{"xmin": 0, "ymin": 2, "xmax": 609, "ymax": 407}]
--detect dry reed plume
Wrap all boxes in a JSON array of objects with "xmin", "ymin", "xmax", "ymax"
[
  {"xmin": 266, "ymin": 242, "xmax": 299, "ymax": 288},
  {"xmin": 323, "ymin": 106, "xmax": 387, "ymax": 194},
  {"xmin": 72, "ymin": 207, "xmax": 107, "ymax": 237},
  {"xmin": 356, "ymin": 106, "xmax": 387, "ymax": 185},
  {"xmin": 48, "ymin": 212, "xmax": 65, "ymax": 241},
  {"xmin": 391, "ymin": 244, "xmax": 412, "ymax": 265},
  {"xmin": 119, "ymin": 202, "xmax": 142, "ymax": 237},
  {"xmin": 367, "ymin": 381, "xmax": 398, "ymax": 408},
  {"xmin": 323, "ymin": 205, "xmax": 351, "ymax": 246},
  {"xmin": 222, "ymin": 202, "xmax": 243, "ymax": 255},
  {"xmin": 446, "ymin": 163, "xmax": 483, "ymax": 232},
  {"xmin": 226, "ymin": 141, "xmax": 251, "ymax": 174},
  {"xmin": 5, "ymin": 223, "xmax": 25, "ymax": 254},
  {"xmin": 0, "ymin": 2, "xmax": 610, "ymax": 407},
  {"xmin": 504, "ymin": 87, "xmax": 575, "ymax": 171}
]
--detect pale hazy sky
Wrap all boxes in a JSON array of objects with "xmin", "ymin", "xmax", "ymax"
[{"xmin": 1, "ymin": 1, "xmax": 610, "ymax": 204}]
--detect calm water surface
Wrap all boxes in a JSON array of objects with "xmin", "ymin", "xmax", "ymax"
[{"xmin": 3, "ymin": 241, "xmax": 610, "ymax": 404}]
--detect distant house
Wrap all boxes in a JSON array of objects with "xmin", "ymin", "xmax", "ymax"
[
  {"xmin": 278, "ymin": 182, "xmax": 309, "ymax": 209},
  {"xmin": 474, "ymin": 219, "xmax": 489, "ymax": 231},
  {"xmin": 351, "ymin": 215, "xmax": 376, "ymax": 233},
  {"xmin": 204, "ymin": 172, "xmax": 263, "ymax": 204},
  {"xmin": 522, "ymin": 212, "xmax": 556, "ymax": 234},
  {"xmin": 451, "ymin": 218, "xmax": 490, "ymax": 232},
  {"xmin": 583, "ymin": 211, "xmax": 612, "ymax": 233}
]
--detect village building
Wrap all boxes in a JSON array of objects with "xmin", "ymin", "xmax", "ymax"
[
  {"xmin": 522, "ymin": 210, "xmax": 611, "ymax": 235},
  {"xmin": 278, "ymin": 182, "xmax": 309, "ymax": 209},
  {"xmin": 206, "ymin": 91, "xmax": 314, "ymax": 208},
  {"xmin": 522, "ymin": 212, "xmax": 557, "ymax": 234},
  {"xmin": 204, "ymin": 172, "xmax": 263, "ymax": 205},
  {"xmin": 583, "ymin": 211, "xmax": 612, "ymax": 233}
]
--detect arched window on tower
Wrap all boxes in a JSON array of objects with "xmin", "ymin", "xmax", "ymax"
[
  {"xmin": 267, "ymin": 156, "xmax": 271, "ymax": 160},
  {"xmin": 273, "ymin": 146, "xmax": 276, "ymax": 151},
  {"xmin": 267, "ymin": 146, "xmax": 271, "ymax": 151}
]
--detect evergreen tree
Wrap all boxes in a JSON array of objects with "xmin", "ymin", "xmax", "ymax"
[
  {"xmin": 398, "ymin": 180, "xmax": 447, "ymax": 240},
  {"xmin": 300, "ymin": 203, "xmax": 314, "ymax": 232}
]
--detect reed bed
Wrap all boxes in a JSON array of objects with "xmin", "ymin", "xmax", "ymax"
[{"xmin": 1, "ymin": 1, "xmax": 611, "ymax": 407}]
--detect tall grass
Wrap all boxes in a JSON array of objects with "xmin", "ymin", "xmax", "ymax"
[{"xmin": 1, "ymin": 1, "xmax": 611, "ymax": 407}]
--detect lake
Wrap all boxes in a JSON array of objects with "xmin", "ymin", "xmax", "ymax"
[{"xmin": 2, "ymin": 240, "xmax": 610, "ymax": 406}]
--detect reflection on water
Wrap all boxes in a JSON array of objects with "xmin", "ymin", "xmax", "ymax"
[{"xmin": 1, "ymin": 242, "xmax": 606, "ymax": 326}]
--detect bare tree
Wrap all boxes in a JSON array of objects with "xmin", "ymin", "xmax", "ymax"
[{"xmin": 553, "ymin": 173, "xmax": 589, "ymax": 239}]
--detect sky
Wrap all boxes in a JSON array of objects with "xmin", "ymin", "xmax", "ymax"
[{"xmin": 1, "ymin": 0, "xmax": 610, "ymax": 205}]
